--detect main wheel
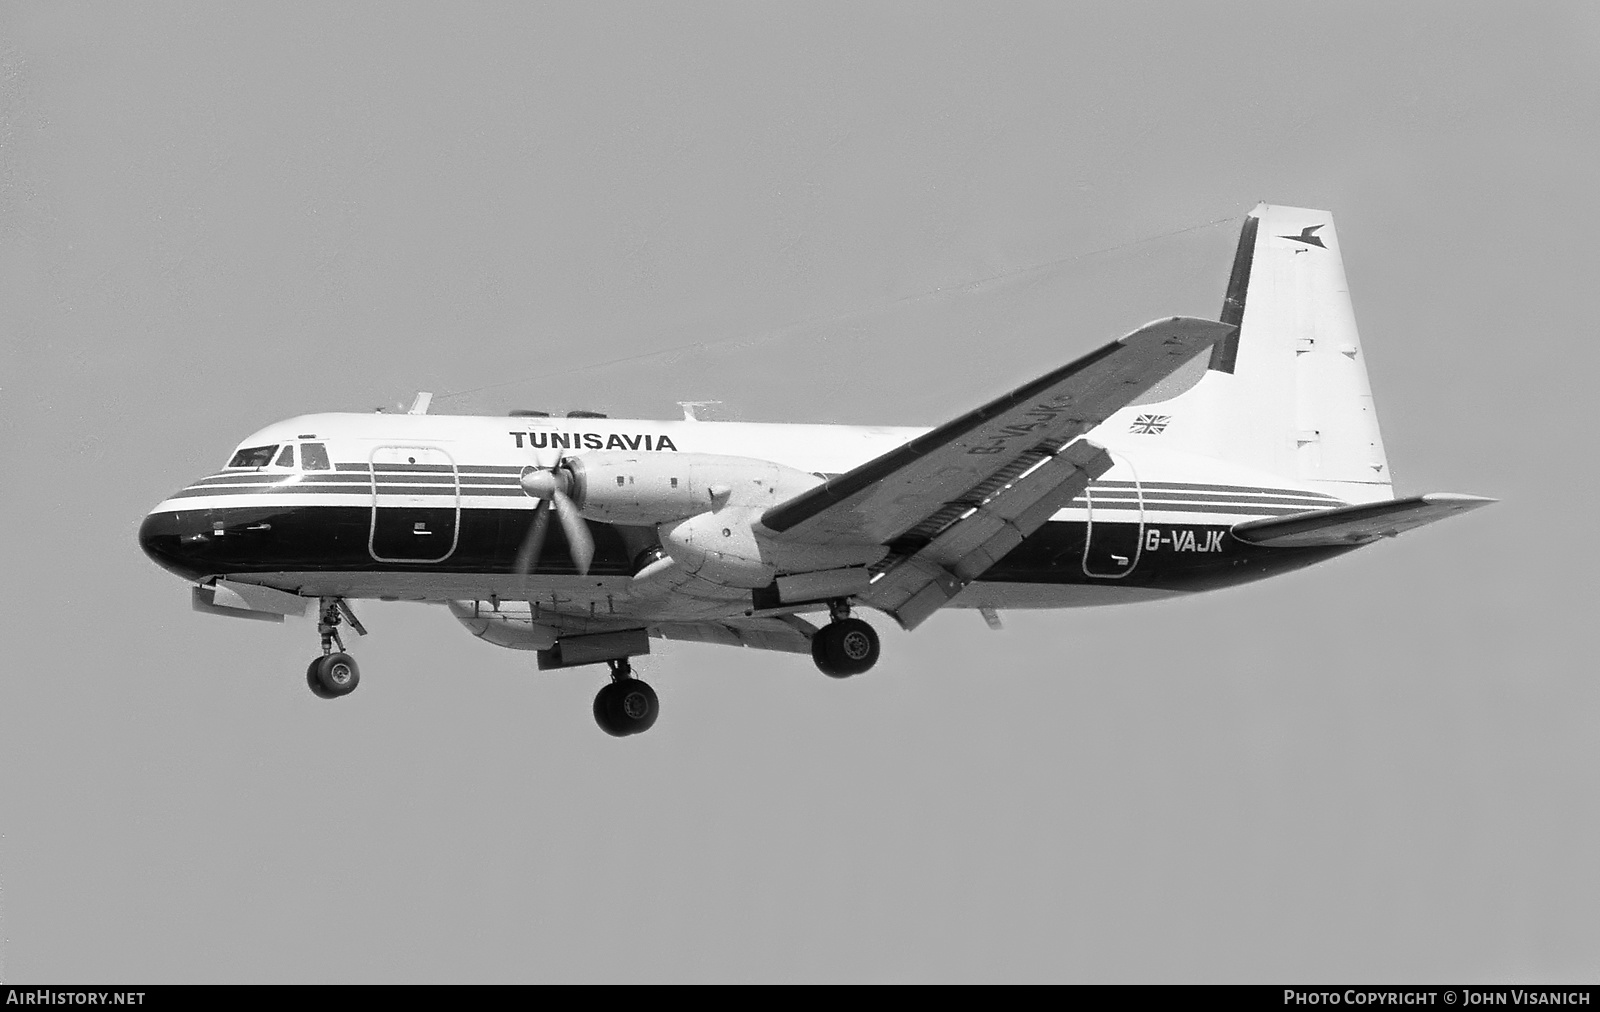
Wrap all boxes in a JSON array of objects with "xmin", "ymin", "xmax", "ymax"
[
  {"xmin": 306, "ymin": 658, "xmax": 334, "ymax": 699},
  {"xmin": 811, "ymin": 618, "xmax": 880, "ymax": 678},
  {"xmin": 593, "ymin": 679, "xmax": 659, "ymax": 737},
  {"xmin": 314, "ymin": 652, "xmax": 360, "ymax": 697}
]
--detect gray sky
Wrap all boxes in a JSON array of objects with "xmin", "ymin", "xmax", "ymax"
[{"xmin": 3, "ymin": 1, "xmax": 1597, "ymax": 983}]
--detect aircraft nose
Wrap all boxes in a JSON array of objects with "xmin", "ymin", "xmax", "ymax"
[
  {"xmin": 138, "ymin": 510, "xmax": 163, "ymax": 563},
  {"xmin": 139, "ymin": 506, "xmax": 206, "ymax": 580}
]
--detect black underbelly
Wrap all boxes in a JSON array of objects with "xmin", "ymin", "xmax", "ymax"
[{"xmin": 138, "ymin": 504, "xmax": 1354, "ymax": 591}]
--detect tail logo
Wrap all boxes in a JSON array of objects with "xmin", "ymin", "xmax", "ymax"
[
  {"xmin": 1129, "ymin": 413, "xmax": 1171, "ymax": 435},
  {"xmin": 1280, "ymin": 224, "xmax": 1327, "ymax": 248}
]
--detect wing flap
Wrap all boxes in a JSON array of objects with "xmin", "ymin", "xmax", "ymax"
[
  {"xmin": 862, "ymin": 439, "xmax": 1113, "ymax": 629},
  {"xmin": 762, "ymin": 317, "xmax": 1232, "ymax": 547},
  {"xmin": 1230, "ymin": 493, "xmax": 1495, "ymax": 548}
]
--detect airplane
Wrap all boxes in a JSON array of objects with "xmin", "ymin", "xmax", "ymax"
[{"xmin": 139, "ymin": 204, "xmax": 1493, "ymax": 737}]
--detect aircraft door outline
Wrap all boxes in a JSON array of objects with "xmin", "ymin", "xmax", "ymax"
[
  {"xmin": 1081, "ymin": 452, "xmax": 1145, "ymax": 579},
  {"xmin": 368, "ymin": 445, "xmax": 461, "ymax": 564}
]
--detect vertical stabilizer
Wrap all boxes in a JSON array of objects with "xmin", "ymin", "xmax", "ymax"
[{"xmin": 1138, "ymin": 205, "xmax": 1393, "ymax": 503}]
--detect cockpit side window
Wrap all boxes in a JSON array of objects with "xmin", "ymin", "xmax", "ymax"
[
  {"xmin": 301, "ymin": 443, "xmax": 331, "ymax": 471},
  {"xmin": 275, "ymin": 445, "xmax": 296, "ymax": 468},
  {"xmin": 226, "ymin": 444, "xmax": 279, "ymax": 469}
]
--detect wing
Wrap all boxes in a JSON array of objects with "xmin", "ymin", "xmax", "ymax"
[
  {"xmin": 761, "ymin": 317, "xmax": 1232, "ymax": 547},
  {"xmin": 1230, "ymin": 493, "xmax": 1495, "ymax": 548}
]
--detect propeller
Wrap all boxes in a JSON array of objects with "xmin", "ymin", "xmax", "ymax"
[{"xmin": 514, "ymin": 455, "xmax": 595, "ymax": 577}]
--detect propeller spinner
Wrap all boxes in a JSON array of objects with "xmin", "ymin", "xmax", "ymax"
[{"xmin": 514, "ymin": 456, "xmax": 595, "ymax": 577}]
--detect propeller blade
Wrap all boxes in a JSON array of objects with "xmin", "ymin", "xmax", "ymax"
[
  {"xmin": 513, "ymin": 499, "xmax": 552, "ymax": 576},
  {"xmin": 552, "ymin": 489, "xmax": 594, "ymax": 576}
]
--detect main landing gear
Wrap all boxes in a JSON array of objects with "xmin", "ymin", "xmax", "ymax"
[
  {"xmin": 306, "ymin": 597, "xmax": 365, "ymax": 699},
  {"xmin": 593, "ymin": 658, "xmax": 659, "ymax": 737},
  {"xmin": 810, "ymin": 599, "xmax": 880, "ymax": 678}
]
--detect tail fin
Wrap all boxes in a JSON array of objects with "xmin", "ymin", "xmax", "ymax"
[{"xmin": 1145, "ymin": 204, "xmax": 1393, "ymax": 503}]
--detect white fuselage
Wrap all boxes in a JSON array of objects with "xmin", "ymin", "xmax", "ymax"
[{"xmin": 142, "ymin": 409, "xmax": 1352, "ymax": 626}]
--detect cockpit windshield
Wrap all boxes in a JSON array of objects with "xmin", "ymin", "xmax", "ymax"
[
  {"xmin": 301, "ymin": 443, "xmax": 331, "ymax": 470},
  {"xmin": 226, "ymin": 444, "xmax": 279, "ymax": 469}
]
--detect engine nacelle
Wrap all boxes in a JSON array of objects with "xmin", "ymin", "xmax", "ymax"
[
  {"xmin": 540, "ymin": 451, "xmax": 885, "ymax": 592},
  {"xmin": 567, "ymin": 452, "xmax": 822, "ymax": 526},
  {"xmin": 447, "ymin": 600, "xmax": 558, "ymax": 651},
  {"xmin": 659, "ymin": 508, "xmax": 776, "ymax": 588},
  {"xmin": 660, "ymin": 509, "xmax": 888, "ymax": 590}
]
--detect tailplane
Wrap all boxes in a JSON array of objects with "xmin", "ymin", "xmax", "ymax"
[{"xmin": 1231, "ymin": 493, "xmax": 1494, "ymax": 548}]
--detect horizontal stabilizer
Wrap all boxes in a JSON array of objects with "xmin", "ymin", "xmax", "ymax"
[{"xmin": 1230, "ymin": 493, "xmax": 1494, "ymax": 548}]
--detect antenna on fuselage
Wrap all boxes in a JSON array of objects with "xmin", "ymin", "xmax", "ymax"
[
  {"xmin": 407, "ymin": 392, "xmax": 433, "ymax": 415},
  {"xmin": 676, "ymin": 400, "xmax": 720, "ymax": 422}
]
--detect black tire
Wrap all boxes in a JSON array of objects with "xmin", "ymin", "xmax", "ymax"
[
  {"xmin": 314, "ymin": 652, "xmax": 360, "ymax": 697},
  {"xmin": 810, "ymin": 629, "xmax": 838, "ymax": 676},
  {"xmin": 593, "ymin": 678, "xmax": 659, "ymax": 736},
  {"xmin": 811, "ymin": 618, "xmax": 880, "ymax": 678},
  {"xmin": 306, "ymin": 658, "xmax": 334, "ymax": 699},
  {"xmin": 593, "ymin": 682, "xmax": 627, "ymax": 737}
]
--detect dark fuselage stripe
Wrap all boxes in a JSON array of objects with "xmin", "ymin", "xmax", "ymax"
[
  {"xmin": 1098, "ymin": 480, "xmax": 1341, "ymax": 498},
  {"xmin": 328, "ymin": 463, "xmax": 524, "ymax": 474},
  {"xmin": 198, "ymin": 469, "xmax": 1342, "ymax": 500},
  {"xmin": 168, "ymin": 488, "xmax": 1316, "ymax": 516},
  {"xmin": 171, "ymin": 486, "xmax": 528, "ymax": 499},
  {"xmin": 1085, "ymin": 502, "xmax": 1311, "ymax": 516},
  {"xmin": 1108, "ymin": 493, "xmax": 1336, "ymax": 507},
  {"xmin": 185, "ymin": 478, "xmax": 1336, "ymax": 503},
  {"xmin": 193, "ymin": 475, "xmax": 520, "ymax": 489}
]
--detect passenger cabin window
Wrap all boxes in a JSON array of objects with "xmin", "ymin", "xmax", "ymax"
[
  {"xmin": 226, "ymin": 444, "xmax": 278, "ymax": 469},
  {"xmin": 301, "ymin": 443, "xmax": 331, "ymax": 470},
  {"xmin": 275, "ymin": 445, "xmax": 296, "ymax": 468}
]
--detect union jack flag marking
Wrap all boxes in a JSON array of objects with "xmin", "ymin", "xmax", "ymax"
[{"xmin": 1129, "ymin": 414, "xmax": 1170, "ymax": 435}]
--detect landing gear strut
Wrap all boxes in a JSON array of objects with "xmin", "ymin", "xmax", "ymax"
[
  {"xmin": 306, "ymin": 597, "xmax": 362, "ymax": 699},
  {"xmin": 592, "ymin": 657, "xmax": 659, "ymax": 737},
  {"xmin": 811, "ymin": 599, "xmax": 880, "ymax": 678}
]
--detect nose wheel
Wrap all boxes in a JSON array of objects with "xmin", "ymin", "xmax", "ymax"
[
  {"xmin": 307, "ymin": 652, "xmax": 360, "ymax": 698},
  {"xmin": 593, "ymin": 658, "xmax": 659, "ymax": 737},
  {"xmin": 304, "ymin": 597, "xmax": 365, "ymax": 700}
]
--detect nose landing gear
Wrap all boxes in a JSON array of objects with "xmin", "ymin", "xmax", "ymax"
[
  {"xmin": 305, "ymin": 597, "xmax": 364, "ymax": 699},
  {"xmin": 593, "ymin": 658, "xmax": 659, "ymax": 737},
  {"xmin": 811, "ymin": 599, "xmax": 880, "ymax": 678}
]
